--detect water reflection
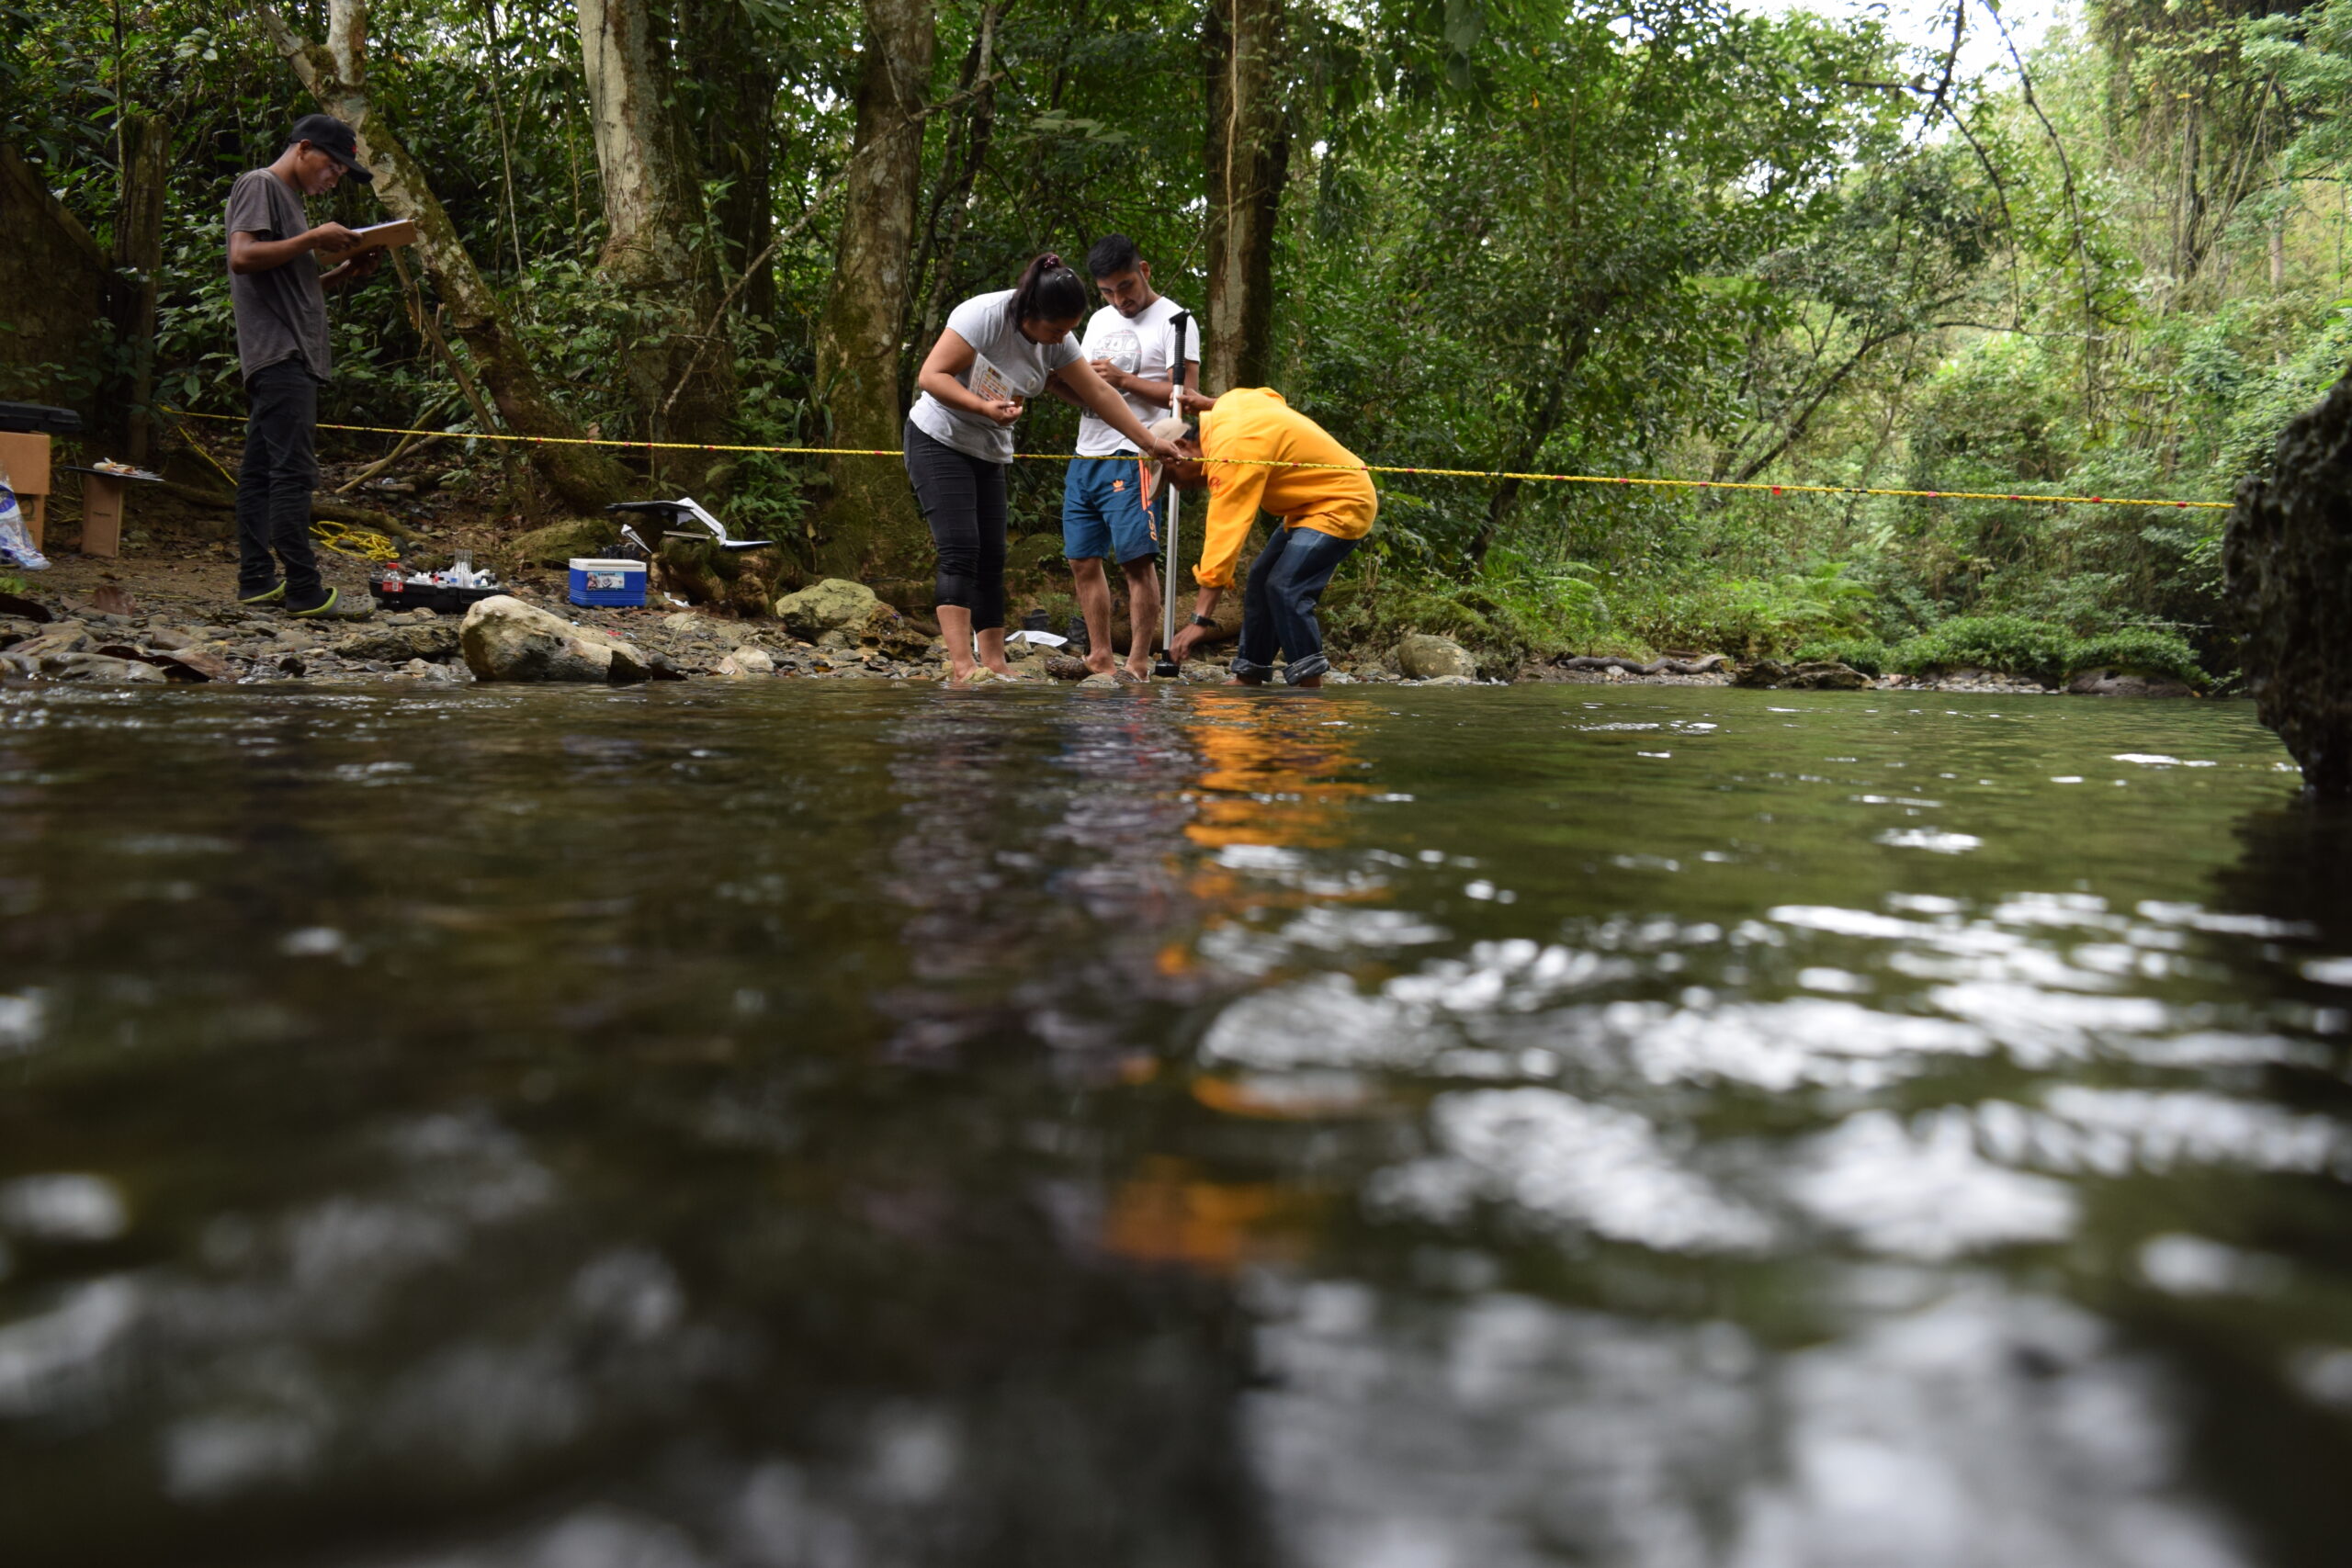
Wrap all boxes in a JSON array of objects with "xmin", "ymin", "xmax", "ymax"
[{"xmin": 0, "ymin": 682, "xmax": 2346, "ymax": 1564}]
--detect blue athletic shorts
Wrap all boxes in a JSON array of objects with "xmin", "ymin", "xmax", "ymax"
[{"xmin": 1061, "ymin": 452, "xmax": 1162, "ymax": 564}]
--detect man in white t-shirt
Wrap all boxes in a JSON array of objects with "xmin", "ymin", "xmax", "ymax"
[{"xmin": 1054, "ymin": 235, "xmax": 1201, "ymax": 680}]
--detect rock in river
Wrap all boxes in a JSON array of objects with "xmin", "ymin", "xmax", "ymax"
[
  {"xmin": 1734, "ymin": 659, "xmax": 1870, "ymax": 691},
  {"xmin": 2065, "ymin": 668, "xmax": 2195, "ymax": 699},
  {"xmin": 460, "ymin": 595, "xmax": 653, "ymax": 684},
  {"xmin": 335, "ymin": 621, "xmax": 462, "ymax": 664},
  {"xmin": 2224, "ymin": 371, "xmax": 2352, "ymax": 794},
  {"xmin": 1396, "ymin": 633, "xmax": 1478, "ymax": 681},
  {"xmin": 775, "ymin": 579, "xmax": 880, "ymax": 640}
]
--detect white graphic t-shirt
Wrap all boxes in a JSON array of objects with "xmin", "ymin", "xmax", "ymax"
[{"xmin": 1074, "ymin": 295, "xmax": 1201, "ymax": 457}]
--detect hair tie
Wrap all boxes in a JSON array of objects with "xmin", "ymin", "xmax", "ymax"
[{"xmin": 1040, "ymin": 253, "xmax": 1063, "ymax": 270}]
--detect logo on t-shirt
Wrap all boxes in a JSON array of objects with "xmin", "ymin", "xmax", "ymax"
[{"xmin": 1093, "ymin": 329, "xmax": 1141, "ymax": 375}]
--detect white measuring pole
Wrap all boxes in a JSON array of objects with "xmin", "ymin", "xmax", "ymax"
[
  {"xmin": 1157, "ymin": 310, "xmax": 1192, "ymax": 678},
  {"xmin": 1162, "ymin": 482, "xmax": 1180, "ymax": 666}
]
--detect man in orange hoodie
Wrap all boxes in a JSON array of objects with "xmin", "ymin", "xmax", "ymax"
[{"xmin": 1156, "ymin": 388, "xmax": 1375, "ymax": 686}]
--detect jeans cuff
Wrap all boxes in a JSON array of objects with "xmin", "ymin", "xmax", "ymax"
[
  {"xmin": 1229, "ymin": 655, "xmax": 1277, "ymax": 680},
  {"xmin": 1282, "ymin": 653, "xmax": 1330, "ymax": 683}
]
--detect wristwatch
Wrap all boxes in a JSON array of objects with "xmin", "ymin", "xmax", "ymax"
[{"xmin": 1191, "ymin": 615, "xmax": 1218, "ymax": 628}]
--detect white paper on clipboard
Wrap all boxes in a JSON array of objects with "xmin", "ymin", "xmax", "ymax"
[{"xmin": 968, "ymin": 352, "xmax": 1026, "ymax": 404}]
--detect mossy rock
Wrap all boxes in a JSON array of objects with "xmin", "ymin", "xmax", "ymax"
[
  {"xmin": 661, "ymin": 539, "xmax": 791, "ymax": 617},
  {"xmin": 775, "ymin": 577, "xmax": 882, "ymax": 637},
  {"xmin": 500, "ymin": 516, "xmax": 620, "ymax": 569}
]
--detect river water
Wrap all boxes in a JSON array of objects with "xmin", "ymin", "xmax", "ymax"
[{"xmin": 2, "ymin": 681, "xmax": 2347, "ymax": 1566}]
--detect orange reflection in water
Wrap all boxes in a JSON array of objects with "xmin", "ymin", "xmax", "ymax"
[
  {"xmin": 1100, "ymin": 1156, "xmax": 1304, "ymax": 1275},
  {"xmin": 1157, "ymin": 694, "xmax": 1387, "ymax": 987},
  {"xmin": 1182, "ymin": 691, "xmax": 1374, "ymax": 852}
]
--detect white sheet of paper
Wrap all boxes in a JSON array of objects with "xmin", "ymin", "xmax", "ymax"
[{"xmin": 969, "ymin": 353, "xmax": 1021, "ymax": 404}]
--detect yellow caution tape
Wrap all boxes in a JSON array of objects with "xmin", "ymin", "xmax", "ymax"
[{"xmin": 162, "ymin": 407, "xmax": 2230, "ymax": 511}]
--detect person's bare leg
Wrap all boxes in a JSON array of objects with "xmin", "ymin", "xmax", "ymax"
[
  {"xmin": 1121, "ymin": 557, "xmax": 1162, "ymax": 679},
  {"xmin": 937, "ymin": 605, "xmax": 978, "ymax": 682},
  {"xmin": 1293, "ymin": 674, "xmax": 1322, "ymax": 688},
  {"xmin": 1070, "ymin": 557, "xmax": 1116, "ymax": 675},
  {"xmin": 978, "ymin": 626, "xmax": 1012, "ymax": 676}
]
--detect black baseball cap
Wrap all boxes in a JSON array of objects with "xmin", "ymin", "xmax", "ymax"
[{"xmin": 287, "ymin": 113, "xmax": 375, "ymax": 183}]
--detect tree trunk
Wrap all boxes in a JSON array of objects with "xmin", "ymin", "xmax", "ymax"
[
  {"xmin": 109, "ymin": 114, "xmax": 167, "ymax": 464},
  {"xmin": 0, "ymin": 145, "xmax": 108, "ymax": 423},
  {"xmin": 256, "ymin": 3, "xmax": 633, "ymax": 512},
  {"xmin": 1471, "ymin": 332, "xmax": 1586, "ymax": 566},
  {"xmin": 812, "ymin": 0, "xmax": 937, "ymax": 576},
  {"xmin": 1203, "ymin": 0, "xmax": 1289, "ymax": 391},
  {"xmin": 909, "ymin": 2, "xmax": 1002, "ymax": 359},
  {"xmin": 684, "ymin": 1, "xmax": 781, "ymax": 326},
  {"xmin": 577, "ymin": 0, "xmax": 734, "ymax": 489}
]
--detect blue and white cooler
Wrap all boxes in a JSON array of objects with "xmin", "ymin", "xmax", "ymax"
[{"xmin": 569, "ymin": 557, "xmax": 647, "ymax": 608}]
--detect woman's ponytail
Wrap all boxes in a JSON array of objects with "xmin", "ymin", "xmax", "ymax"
[{"xmin": 1006, "ymin": 252, "xmax": 1087, "ymax": 328}]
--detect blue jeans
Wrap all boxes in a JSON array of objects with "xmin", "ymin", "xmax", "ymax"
[{"xmin": 1232, "ymin": 526, "xmax": 1358, "ymax": 684}]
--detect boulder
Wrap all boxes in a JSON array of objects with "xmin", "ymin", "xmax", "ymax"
[
  {"xmin": 163, "ymin": 648, "xmax": 234, "ymax": 682},
  {"xmin": 1397, "ymin": 633, "xmax": 1478, "ymax": 681},
  {"xmin": 11, "ymin": 625, "xmax": 91, "ymax": 660},
  {"xmin": 500, "ymin": 516, "xmax": 621, "ymax": 569},
  {"xmin": 38, "ymin": 651, "xmax": 166, "ymax": 683},
  {"xmin": 727, "ymin": 647, "xmax": 775, "ymax": 675},
  {"xmin": 2064, "ymin": 668, "xmax": 2196, "ymax": 699},
  {"xmin": 2224, "ymin": 371, "xmax": 2352, "ymax": 794},
  {"xmin": 605, "ymin": 638, "xmax": 652, "ymax": 682},
  {"xmin": 853, "ymin": 602, "xmax": 933, "ymax": 660},
  {"xmin": 335, "ymin": 622, "xmax": 462, "ymax": 664},
  {"xmin": 1734, "ymin": 659, "xmax": 1871, "ymax": 691},
  {"xmin": 775, "ymin": 578, "xmax": 879, "ymax": 639},
  {"xmin": 458, "ymin": 595, "xmax": 652, "ymax": 684}
]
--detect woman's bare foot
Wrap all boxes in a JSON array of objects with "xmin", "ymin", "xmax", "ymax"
[{"xmin": 1082, "ymin": 649, "xmax": 1118, "ymax": 677}]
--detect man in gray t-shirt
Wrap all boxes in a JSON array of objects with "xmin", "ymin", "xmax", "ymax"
[{"xmin": 225, "ymin": 113, "xmax": 380, "ymax": 615}]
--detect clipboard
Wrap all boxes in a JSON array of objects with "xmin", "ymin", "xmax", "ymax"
[{"xmin": 342, "ymin": 218, "xmax": 418, "ymax": 256}]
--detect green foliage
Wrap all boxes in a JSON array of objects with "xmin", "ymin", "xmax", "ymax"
[
  {"xmin": 1322, "ymin": 552, "xmax": 1613, "ymax": 667},
  {"xmin": 2069, "ymin": 626, "xmax": 2209, "ymax": 686},
  {"xmin": 1793, "ymin": 635, "xmax": 1894, "ymax": 675},
  {"xmin": 1608, "ymin": 560, "xmax": 1876, "ymax": 659},
  {"xmin": 6, "ymin": 0, "xmax": 2348, "ymax": 658},
  {"xmin": 1893, "ymin": 615, "xmax": 2080, "ymax": 680},
  {"xmin": 1884, "ymin": 615, "xmax": 2206, "ymax": 685}
]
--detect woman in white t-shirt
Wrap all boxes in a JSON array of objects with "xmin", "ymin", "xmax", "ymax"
[{"xmin": 906, "ymin": 253, "xmax": 1178, "ymax": 683}]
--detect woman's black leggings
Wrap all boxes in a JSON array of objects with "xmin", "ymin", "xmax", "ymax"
[{"xmin": 903, "ymin": 419, "xmax": 1008, "ymax": 631}]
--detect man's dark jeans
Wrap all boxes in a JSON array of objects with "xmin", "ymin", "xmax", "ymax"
[
  {"xmin": 1231, "ymin": 525, "xmax": 1359, "ymax": 684},
  {"xmin": 235, "ymin": 360, "xmax": 325, "ymax": 604}
]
